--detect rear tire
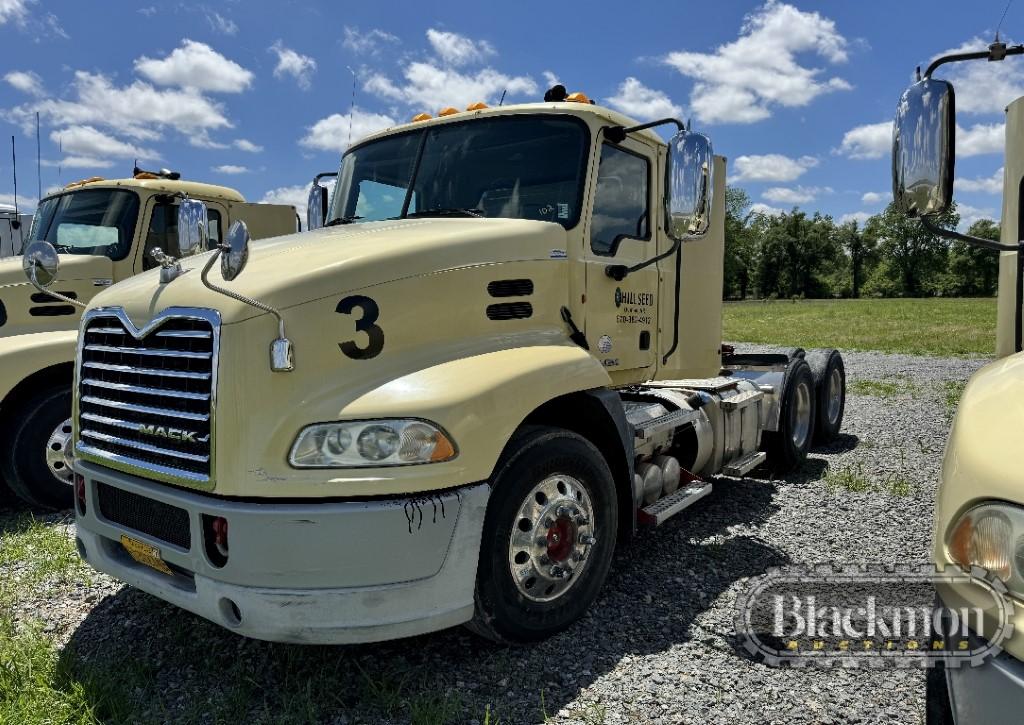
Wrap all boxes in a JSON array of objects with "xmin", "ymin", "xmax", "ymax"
[
  {"xmin": 806, "ymin": 349, "xmax": 845, "ymax": 444},
  {"xmin": 467, "ymin": 426, "xmax": 617, "ymax": 643},
  {"xmin": 0, "ymin": 387, "xmax": 74, "ymax": 510},
  {"xmin": 762, "ymin": 358, "xmax": 815, "ymax": 472}
]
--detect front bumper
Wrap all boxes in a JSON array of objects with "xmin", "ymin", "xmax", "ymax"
[{"xmin": 74, "ymin": 460, "xmax": 490, "ymax": 644}]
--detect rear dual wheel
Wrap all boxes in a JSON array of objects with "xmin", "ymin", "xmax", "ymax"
[
  {"xmin": 468, "ymin": 427, "xmax": 617, "ymax": 643},
  {"xmin": 762, "ymin": 358, "xmax": 816, "ymax": 472},
  {"xmin": 806, "ymin": 349, "xmax": 846, "ymax": 444}
]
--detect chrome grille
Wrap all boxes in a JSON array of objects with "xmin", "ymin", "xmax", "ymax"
[{"xmin": 76, "ymin": 308, "xmax": 219, "ymax": 485}]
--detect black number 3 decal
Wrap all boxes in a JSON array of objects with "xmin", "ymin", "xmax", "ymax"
[{"xmin": 336, "ymin": 295, "xmax": 385, "ymax": 359}]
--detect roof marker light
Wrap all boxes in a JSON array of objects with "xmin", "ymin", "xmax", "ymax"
[
  {"xmin": 566, "ymin": 92, "xmax": 591, "ymax": 104},
  {"xmin": 412, "ymin": 113, "xmax": 432, "ymax": 122},
  {"xmin": 438, "ymin": 106, "xmax": 459, "ymax": 116},
  {"xmin": 466, "ymin": 101, "xmax": 488, "ymax": 111}
]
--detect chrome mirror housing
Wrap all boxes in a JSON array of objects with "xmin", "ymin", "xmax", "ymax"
[
  {"xmin": 892, "ymin": 78, "xmax": 955, "ymax": 217},
  {"xmin": 667, "ymin": 130, "xmax": 714, "ymax": 240},
  {"xmin": 177, "ymin": 197, "xmax": 209, "ymax": 257},
  {"xmin": 22, "ymin": 240, "xmax": 59, "ymax": 288},
  {"xmin": 220, "ymin": 220, "xmax": 250, "ymax": 281},
  {"xmin": 307, "ymin": 181, "xmax": 328, "ymax": 231}
]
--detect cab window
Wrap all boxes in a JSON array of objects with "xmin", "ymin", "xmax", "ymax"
[
  {"xmin": 143, "ymin": 203, "xmax": 222, "ymax": 270},
  {"xmin": 590, "ymin": 144, "xmax": 650, "ymax": 256}
]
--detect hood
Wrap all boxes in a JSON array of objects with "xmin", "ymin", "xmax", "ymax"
[
  {"xmin": 94, "ymin": 217, "xmax": 569, "ymax": 326},
  {"xmin": 0, "ymin": 253, "xmax": 115, "ymax": 292}
]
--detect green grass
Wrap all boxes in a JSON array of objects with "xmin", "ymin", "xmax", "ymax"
[
  {"xmin": 723, "ymin": 298, "xmax": 996, "ymax": 356},
  {"xmin": 943, "ymin": 380, "xmax": 968, "ymax": 415},
  {"xmin": 0, "ymin": 516, "xmax": 89, "ymax": 608},
  {"xmin": 824, "ymin": 462, "xmax": 915, "ymax": 497},
  {"xmin": 848, "ymin": 377, "xmax": 919, "ymax": 398}
]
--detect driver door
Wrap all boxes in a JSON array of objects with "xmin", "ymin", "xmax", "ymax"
[{"xmin": 584, "ymin": 138, "xmax": 658, "ymax": 383}]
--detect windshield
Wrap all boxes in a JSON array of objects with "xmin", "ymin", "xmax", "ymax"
[
  {"xmin": 327, "ymin": 115, "xmax": 590, "ymax": 228},
  {"xmin": 30, "ymin": 189, "xmax": 140, "ymax": 260}
]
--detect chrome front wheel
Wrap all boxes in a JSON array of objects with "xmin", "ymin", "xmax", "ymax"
[{"xmin": 45, "ymin": 418, "xmax": 75, "ymax": 487}]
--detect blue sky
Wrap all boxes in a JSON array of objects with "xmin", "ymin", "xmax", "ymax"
[{"xmin": 0, "ymin": 0, "xmax": 1019, "ymax": 228}]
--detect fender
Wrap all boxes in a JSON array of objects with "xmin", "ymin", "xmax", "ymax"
[{"xmin": 0, "ymin": 329, "xmax": 78, "ymax": 406}]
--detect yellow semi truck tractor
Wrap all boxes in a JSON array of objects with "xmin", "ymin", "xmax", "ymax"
[
  {"xmin": 892, "ymin": 41, "xmax": 1024, "ymax": 722},
  {"xmin": 28, "ymin": 89, "xmax": 848, "ymax": 644},
  {"xmin": 0, "ymin": 169, "xmax": 297, "ymax": 509}
]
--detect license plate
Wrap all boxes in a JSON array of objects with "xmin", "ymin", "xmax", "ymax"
[{"xmin": 120, "ymin": 534, "xmax": 174, "ymax": 576}]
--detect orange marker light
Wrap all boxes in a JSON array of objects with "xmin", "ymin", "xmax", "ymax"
[
  {"xmin": 438, "ymin": 106, "xmax": 459, "ymax": 116},
  {"xmin": 466, "ymin": 101, "xmax": 488, "ymax": 111},
  {"xmin": 430, "ymin": 434, "xmax": 457, "ymax": 462},
  {"xmin": 566, "ymin": 92, "xmax": 591, "ymax": 104},
  {"xmin": 412, "ymin": 112, "xmax": 432, "ymax": 122}
]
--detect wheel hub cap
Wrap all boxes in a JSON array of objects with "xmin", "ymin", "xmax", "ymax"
[
  {"xmin": 508, "ymin": 474, "xmax": 595, "ymax": 602},
  {"xmin": 45, "ymin": 418, "xmax": 75, "ymax": 487},
  {"xmin": 791, "ymin": 381, "xmax": 812, "ymax": 450},
  {"xmin": 826, "ymin": 367, "xmax": 843, "ymax": 425}
]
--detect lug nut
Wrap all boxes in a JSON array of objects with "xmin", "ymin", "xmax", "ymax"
[
  {"xmin": 575, "ymin": 515, "xmax": 589, "ymax": 526},
  {"xmin": 572, "ymin": 551, "xmax": 584, "ymax": 562},
  {"xmin": 557, "ymin": 505, "xmax": 571, "ymax": 517},
  {"xmin": 543, "ymin": 517, "xmax": 554, "ymax": 528},
  {"xmin": 579, "ymin": 534, "xmax": 596, "ymax": 546},
  {"xmin": 550, "ymin": 565, "xmax": 566, "ymax": 579}
]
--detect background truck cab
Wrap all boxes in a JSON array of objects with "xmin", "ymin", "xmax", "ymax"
[{"xmin": 0, "ymin": 169, "xmax": 297, "ymax": 509}]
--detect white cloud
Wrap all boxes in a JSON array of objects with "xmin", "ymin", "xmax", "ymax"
[
  {"xmin": 342, "ymin": 26, "xmax": 399, "ymax": 56},
  {"xmin": 542, "ymin": 70, "xmax": 560, "ymax": 87},
  {"xmin": 212, "ymin": 164, "xmax": 249, "ymax": 174},
  {"xmin": 45, "ymin": 155, "xmax": 111, "ymax": 169},
  {"xmin": 837, "ymin": 120, "xmax": 891, "ymax": 159},
  {"xmin": 605, "ymin": 77, "xmax": 682, "ymax": 122},
  {"xmin": 300, "ymin": 108, "xmax": 396, "ymax": 153},
  {"xmin": 426, "ymin": 28, "xmax": 495, "ymax": 67},
  {"xmin": 365, "ymin": 62, "xmax": 536, "ymax": 111},
  {"xmin": 749, "ymin": 202, "xmax": 784, "ymax": 217},
  {"xmin": 138, "ymin": 6, "xmax": 156, "ymax": 16},
  {"xmin": 663, "ymin": 0, "xmax": 850, "ymax": 124},
  {"xmin": 730, "ymin": 153, "xmax": 818, "ymax": 182},
  {"xmin": 958, "ymin": 122, "xmax": 1004, "ymax": 156},
  {"xmin": 861, "ymin": 191, "xmax": 886, "ymax": 204},
  {"xmin": 270, "ymin": 41, "xmax": 317, "ymax": 90},
  {"xmin": 51, "ymin": 125, "xmax": 158, "ymax": 165},
  {"xmin": 260, "ymin": 184, "xmax": 309, "ymax": 216},
  {"xmin": 839, "ymin": 211, "xmax": 872, "ymax": 225},
  {"xmin": 761, "ymin": 185, "xmax": 828, "ymax": 204},
  {"xmin": 135, "ymin": 39, "xmax": 253, "ymax": 93},
  {"xmin": 0, "ymin": 193, "xmax": 35, "ymax": 213},
  {"xmin": 935, "ymin": 38, "xmax": 1024, "ymax": 115},
  {"xmin": 957, "ymin": 167, "xmax": 1003, "ymax": 194},
  {"xmin": 233, "ymin": 138, "xmax": 263, "ymax": 153},
  {"xmin": 0, "ymin": 0, "xmax": 30, "ymax": 25},
  {"xmin": 4, "ymin": 69, "xmax": 44, "ymax": 96},
  {"xmin": 205, "ymin": 11, "xmax": 237, "ymax": 36},
  {"xmin": 956, "ymin": 202, "xmax": 997, "ymax": 228}
]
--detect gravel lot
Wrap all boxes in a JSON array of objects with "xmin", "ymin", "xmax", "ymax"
[{"xmin": 0, "ymin": 349, "xmax": 989, "ymax": 724}]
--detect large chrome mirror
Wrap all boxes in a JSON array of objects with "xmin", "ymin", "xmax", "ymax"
[
  {"xmin": 221, "ymin": 220, "xmax": 251, "ymax": 281},
  {"xmin": 667, "ymin": 130, "xmax": 714, "ymax": 240},
  {"xmin": 892, "ymin": 78, "xmax": 955, "ymax": 217},
  {"xmin": 307, "ymin": 182, "xmax": 328, "ymax": 231},
  {"xmin": 177, "ymin": 197, "xmax": 209, "ymax": 257},
  {"xmin": 22, "ymin": 240, "xmax": 59, "ymax": 288}
]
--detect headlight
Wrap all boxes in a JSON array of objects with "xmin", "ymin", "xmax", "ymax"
[
  {"xmin": 289, "ymin": 419, "xmax": 456, "ymax": 468},
  {"xmin": 947, "ymin": 503, "xmax": 1020, "ymax": 585}
]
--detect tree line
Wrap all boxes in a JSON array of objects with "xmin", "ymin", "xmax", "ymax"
[{"xmin": 723, "ymin": 187, "xmax": 1001, "ymax": 299}]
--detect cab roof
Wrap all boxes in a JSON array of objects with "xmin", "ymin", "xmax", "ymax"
[
  {"xmin": 354, "ymin": 101, "xmax": 669, "ymax": 148},
  {"xmin": 45, "ymin": 177, "xmax": 246, "ymax": 203}
]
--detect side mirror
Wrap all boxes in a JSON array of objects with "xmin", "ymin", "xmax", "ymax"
[
  {"xmin": 22, "ymin": 240, "xmax": 59, "ymax": 287},
  {"xmin": 307, "ymin": 182, "xmax": 329, "ymax": 231},
  {"xmin": 892, "ymin": 78, "xmax": 955, "ymax": 217},
  {"xmin": 177, "ymin": 197, "xmax": 209, "ymax": 257},
  {"xmin": 221, "ymin": 220, "xmax": 250, "ymax": 281},
  {"xmin": 667, "ymin": 130, "xmax": 714, "ymax": 239}
]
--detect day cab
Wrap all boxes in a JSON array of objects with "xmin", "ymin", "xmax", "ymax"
[
  {"xmin": 39, "ymin": 90, "xmax": 846, "ymax": 644},
  {"xmin": 0, "ymin": 170, "xmax": 297, "ymax": 508},
  {"xmin": 892, "ymin": 41, "xmax": 1024, "ymax": 722}
]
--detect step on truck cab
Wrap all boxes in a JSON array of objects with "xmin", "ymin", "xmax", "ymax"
[
  {"xmin": 0, "ymin": 169, "xmax": 297, "ymax": 509},
  {"xmin": 892, "ymin": 42, "xmax": 1024, "ymax": 722},
  {"xmin": 45, "ymin": 88, "xmax": 847, "ymax": 644}
]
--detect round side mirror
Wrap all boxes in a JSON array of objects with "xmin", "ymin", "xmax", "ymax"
[
  {"xmin": 22, "ymin": 240, "xmax": 60, "ymax": 288},
  {"xmin": 177, "ymin": 198, "xmax": 209, "ymax": 257},
  {"xmin": 221, "ymin": 220, "xmax": 250, "ymax": 281},
  {"xmin": 666, "ymin": 130, "xmax": 715, "ymax": 240}
]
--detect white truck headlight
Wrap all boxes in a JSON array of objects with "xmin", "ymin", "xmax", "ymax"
[
  {"xmin": 947, "ymin": 503, "xmax": 1020, "ymax": 585},
  {"xmin": 289, "ymin": 420, "xmax": 456, "ymax": 468}
]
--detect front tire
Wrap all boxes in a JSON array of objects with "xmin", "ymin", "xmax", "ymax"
[
  {"xmin": 1, "ymin": 387, "xmax": 74, "ymax": 510},
  {"xmin": 468, "ymin": 426, "xmax": 618, "ymax": 643},
  {"xmin": 762, "ymin": 358, "xmax": 815, "ymax": 472}
]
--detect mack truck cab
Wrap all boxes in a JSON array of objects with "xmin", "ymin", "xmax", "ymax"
[
  {"xmin": 0, "ymin": 170, "xmax": 297, "ymax": 509},
  {"xmin": 892, "ymin": 42, "xmax": 1024, "ymax": 723},
  {"xmin": 35, "ymin": 89, "xmax": 847, "ymax": 644}
]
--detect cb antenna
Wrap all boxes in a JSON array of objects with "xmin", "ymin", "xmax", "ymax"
[
  {"xmin": 996, "ymin": 0, "xmax": 1014, "ymax": 42},
  {"xmin": 346, "ymin": 66, "xmax": 357, "ymax": 148},
  {"xmin": 36, "ymin": 112, "xmax": 41, "ymax": 201},
  {"xmin": 10, "ymin": 136, "xmax": 18, "ymax": 216},
  {"xmin": 499, "ymin": 89, "xmax": 507, "ymax": 106}
]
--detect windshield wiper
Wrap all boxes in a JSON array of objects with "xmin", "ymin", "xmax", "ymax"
[
  {"xmin": 405, "ymin": 207, "xmax": 484, "ymax": 218},
  {"xmin": 324, "ymin": 215, "xmax": 363, "ymax": 226}
]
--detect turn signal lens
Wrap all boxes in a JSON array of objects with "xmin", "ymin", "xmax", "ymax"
[
  {"xmin": 438, "ymin": 106, "xmax": 459, "ymax": 116},
  {"xmin": 947, "ymin": 506, "xmax": 1014, "ymax": 581},
  {"xmin": 290, "ymin": 419, "xmax": 457, "ymax": 468}
]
